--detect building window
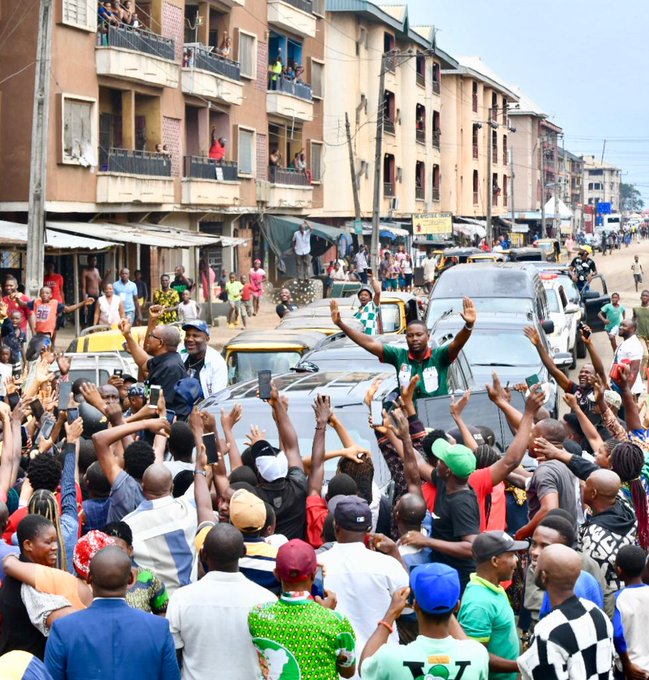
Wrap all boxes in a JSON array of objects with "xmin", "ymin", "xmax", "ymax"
[
  {"xmin": 415, "ymin": 104, "xmax": 426, "ymax": 144},
  {"xmin": 432, "ymin": 164, "xmax": 440, "ymax": 202},
  {"xmin": 503, "ymin": 134, "xmax": 508, "ymax": 164},
  {"xmin": 472, "ymin": 124, "xmax": 479, "ymax": 159},
  {"xmin": 491, "ymin": 92, "xmax": 498, "ymax": 120},
  {"xmin": 384, "ymin": 91, "xmax": 396, "ymax": 134},
  {"xmin": 432, "ymin": 62, "xmax": 440, "ymax": 94},
  {"xmin": 432, "ymin": 111, "xmax": 441, "ymax": 149},
  {"xmin": 62, "ymin": 97, "xmax": 94, "ymax": 165},
  {"xmin": 310, "ymin": 59, "xmax": 324, "ymax": 99},
  {"xmin": 238, "ymin": 127, "xmax": 255, "ymax": 176},
  {"xmin": 473, "ymin": 169, "xmax": 479, "ymax": 205},
  {"xmin": 415, "ymin": 161, "xmax": 425, "ymax": 200},
  {"xmin": 491, "ymin": 130, "xmax": 498, "ymax": 164},
  {"xmin": 502, "ymin": 96, "xmax": 507, "ymax": 124},
  {"xmin": 472, "ymin": 82, "xmax": 478, "ymax": 113},
  {"xmin": 238, "ymin": 32, "xmax": 257, "ymax": 80},
  {"xmin": 384, "ymin": 32, "xmax": 395, "ymax": 72},
  {"xmin": 416, "ymin": 53, "xmax": 425, "ymax": 87},
  {"xmin": 383, "ymin": 154, "xmax": 395, "ymax": 196},
  {"xmin": 310, "ymin": 141, "xmax": 323, "ymax": 183},
  {"xmin": 62, "ymin": 0, "xmax": 96, "ymax": 31},
  {"xmin": 503, "ymin": 174, "xmax": 508, "ymax": 206}
]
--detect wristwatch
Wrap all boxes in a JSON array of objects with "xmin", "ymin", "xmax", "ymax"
[{"xmin": 193, "ymin": 470, "xmax": 207, "ymax": 477}]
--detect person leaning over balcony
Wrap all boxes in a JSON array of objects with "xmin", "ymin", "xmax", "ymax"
[
  {"xmin": 209, "ymin": 131, "xmax": 226, "ymax": 163},
  {"xmin": 216, "ymin": 31, "xmax": 232, "ymax": 58}
]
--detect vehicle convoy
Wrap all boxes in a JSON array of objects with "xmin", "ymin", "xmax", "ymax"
[{"xmin": 541, "ymin": 273, "xmax": 582, "ymax": 368}]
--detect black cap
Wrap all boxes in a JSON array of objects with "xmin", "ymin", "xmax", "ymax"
[
  {"xmin": 472, "ymin": 531, "xmax": 528, "ymax": 562},
  {"xmin": 333, "ymin": 495, "xmax": 372, "ymax": 532}
]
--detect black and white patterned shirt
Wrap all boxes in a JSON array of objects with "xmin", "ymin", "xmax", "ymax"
[{"xmin": 518, "ymin": 596, "xmax": 613, "ymax": 680}]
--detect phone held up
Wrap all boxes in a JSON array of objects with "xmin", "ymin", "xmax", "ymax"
[
  {"xmin": 149, "ymin": 385, "xmax": 161, "ymax": 407},
  {"xmin": 202, "ymin": 433, "xmax": 219, "ymax": 464},
  {"xmin": 258, "ymin": 370, "xmax": 272, "ymax": 401}
]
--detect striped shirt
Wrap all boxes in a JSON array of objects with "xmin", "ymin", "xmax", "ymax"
[
  {"xmin": 124, "ymin": 494, "xmax": 197, "ymax": 596},
  {"xmin": 240, "ymin": 538, "xmax": 280, "ymax": 595}
]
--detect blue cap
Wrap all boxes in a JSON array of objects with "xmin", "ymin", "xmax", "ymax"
[
  {"xmin": 410, "ymin": 563, "xmax": 460, "ymax": 614},
  {"xmin": 174, "ymin": 377, "xmax": 203, "ymax": 409},
  {"xmin": 182, "ymin": 320, "xmax": 210, "ymax": 336}
]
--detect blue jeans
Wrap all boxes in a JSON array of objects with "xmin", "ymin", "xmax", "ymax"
[{"xmin": 125, "ymin": 310, "xmax": 135, "ymax": 324}]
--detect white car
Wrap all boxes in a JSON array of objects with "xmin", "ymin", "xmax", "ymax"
[{"xmin": 542, "ymin": 274, "xmax": 582, "ymax": 369}]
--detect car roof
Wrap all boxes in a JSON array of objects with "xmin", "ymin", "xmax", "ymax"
[
  {"xmin": 443, "ymin": 247, "xmax": 482, "ymax": 256},
  {"xmin": 301, "ymin": 334, "xmax": 409, "ymax": 362},
  {"xmin": 431, "ymin": 312, "xmax": 538, "ymax": 333},
  {"xmin": 225, "ymin": 329, "xmax": 327, "ymax": 348},
  {"xmin": 431, "ymin": 263, "xmax": 538, "ymax": 298}
]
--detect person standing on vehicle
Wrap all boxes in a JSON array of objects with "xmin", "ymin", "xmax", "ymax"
[
  {"xmin": 569, "ymin": 246, "xmax": 597, "ymax": 295},
  {"xmin": 631, "ymin": 255, "xmax": 644, "ymax": 292},
  {"xmin": 633, "ymin": 289, "xmax": 649, "ymax": 374},
  {"xmin": 331, "ymin": 296, "xmax": 476, "ymax": 400},
  {"xmin": 599, "ymin": 293, "xmax": 626, "ymax": 352},
  {"xmin": 180, "ymin": 320, "xmax": 227, "ymax": 398}
]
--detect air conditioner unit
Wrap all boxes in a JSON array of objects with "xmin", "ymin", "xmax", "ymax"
[{"xmin": 389, "ymin": 197, "xmax": 400, "ymax": 211}]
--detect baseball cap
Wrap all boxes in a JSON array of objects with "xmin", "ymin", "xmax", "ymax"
[
  {"xmin": 604, "ymin": 389, "xmax": 622, "ymax": 410},
  {"xmin": 229, "ymin": 489, "xmax": 266, "ymax": 532},
  {"xmin": 472, "ymin": 530, "xmax": 528, "ymax": 563},
  {"xmin": 127, "ymin": 382, "xmax": 147, "ymax": 398},
  {"xmin": 276, "ymin": 539, "xmax": 317, "ymax": 582},
  {"xmin": 173, "ymin": 377, "xmax": 202, "ymax": 410},
  {"xmin": 333, "ymin": 495, "xmax": 372, "ymax": 532},
  {"xmin": 411, "ymin": 563, "xmax": 460, "ymax": 614},
  {"xmin": 432, "ymin": 439, "xmax": 476, "ymax": 478},
  {"xmin": 182, "ymin": 320, "xmax": 210, "ymax": 336}
]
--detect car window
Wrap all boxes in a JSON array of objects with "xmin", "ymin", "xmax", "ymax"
[
  {"xmin": 589, "ymin": 276, "xmax": 604, "ymax": 295},
  {"xmin": 556, "ymin": 276, "xmax": 580, "ymax": 304},
  {"xmin": 379, "ymin": 305, "xmax": 401, "ymax": 332},
  {"xmin": 546, "ymin": 289, "xmax": 561, "ymax": 314},
  {"xmin": 227, "ymin": 351, "xmax": 302, "ymax": 384},
  {"xmin": 427, "ymin": 297, "xmax": 532, "ymax": 325}
]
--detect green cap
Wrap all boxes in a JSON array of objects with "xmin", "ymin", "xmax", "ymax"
[{"xmin": 432, "ymin": 439, "xmax": 476, "ymax": 478}]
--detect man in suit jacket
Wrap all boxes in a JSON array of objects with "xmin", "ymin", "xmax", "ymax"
[{"xmin": 44, "ymin": 546, "xmax": 179, "ymax": 680}]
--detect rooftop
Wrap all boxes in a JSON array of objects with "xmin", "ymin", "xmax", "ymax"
[{"xmin": 442, "ymin": 55, "xmax": 518, "ymax": 101}]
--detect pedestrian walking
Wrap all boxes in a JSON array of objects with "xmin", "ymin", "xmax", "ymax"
[{"xmin": 631, "ymin": 255, "xmax": 644, "ymax": 292}]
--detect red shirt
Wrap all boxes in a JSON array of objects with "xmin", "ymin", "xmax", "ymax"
[
  {"xmin": 209, "ymin": 140, "xmax": 225, "ymax": 161},
  {"xmin": 2, "ymin": 294, "xmax": 32, "ymax": 332},
  {"xmin": 43, "ymin": 273, "xmax": 64, "ymax": 302},
  {"xmin": 306, "ymin": 495, "xmax": 328, "ymax": 548},
  {"xmin": 29, "ymin": 298, "xmax": 62, "ymax": 336},
  {"xmin": 241, "ymin": 283, "xmax": 254, "ymax": 302},
  {"xmin": 422, "ymin": 467, "xmax": 506, "ymax": 533}
]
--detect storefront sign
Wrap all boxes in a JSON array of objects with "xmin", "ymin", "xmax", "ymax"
[{"xmin": 412, "ymin": 213, "xmax": 452, "ymax": 236}]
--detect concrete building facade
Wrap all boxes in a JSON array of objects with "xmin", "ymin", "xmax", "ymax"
[{"xmin": 582, "ymin": 154, "xmax": 621, "ymax": 212}]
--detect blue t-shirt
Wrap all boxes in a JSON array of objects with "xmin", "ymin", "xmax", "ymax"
[
  {"xmin": 540, "ymin": 570, "xmax": 603, "ymax": 619},
  {"xmin": 113, "ymin": 280, "xmax": 138, "ymax": 313}
]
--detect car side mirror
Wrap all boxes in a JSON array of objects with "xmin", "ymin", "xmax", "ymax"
[
  {"xmin": 564, "ymin": 303, "xmax": 580, "ymax": 314},
  {"xmin": 541, "ymin": 319, "xmax": 555, "ymax": 334}
]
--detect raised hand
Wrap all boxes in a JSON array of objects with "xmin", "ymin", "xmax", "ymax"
[
  {"xmin": 523, "ymin": 326, "xmax": 541, "ymax": 347},
  {"xmin": 312, "ymin": 393, "xmax": 332, "ymax": 427},
  {"xmin": 525, "ymin": 383, "xmax": 546, "ymax": 413},
  {"xmin": 148, "ymin": 304, "xmax": 164, "ymax": 321},
  {"xmin": 562, "ymin": 392, "xmax": 578, "ymax": 411},
  {"xmin": 450, "ymin": 390, "xmax": 471, "ymax": 419},
  {"xmin": 400, "ymin": 375, "xmax": 419, "ymax": 414},
  {"xmin": 389, "ymin": 406, "xmax": 410, "ymax": 440},
  {"xmin": 245, "ymin": 425, "xmax": 267, "ymax": 447},
  {"xmin": 339, "ymin": 443, "xmax": 369, "ymax": 463},
  {"xmin": 65, "ymin": 417, "xmax": 84, "ymax": 443},
  {"xmin": 221, "ymin": 404, "xmax": 242, "ymax": 431},
  {"xmin": 119, "ymin": 317, "xmax": 132, "ymax": 336},
  {"xmin": 79, "ymin": 382, "xmax": 106, "ymax": 413},
  {"xmin": 330, "ymin": 299, "xmax": 341, "ymax": 326},
  {"xmin": 364, "ymin": 377, "xmax": 383, "ymax": 408},
  {"xmin": 189, "ymin": 407, "xmax": 204, "ymax": 435},
  {"xmin": 460, "ymin": 296, "xmax": 476, "ymax": 326}
]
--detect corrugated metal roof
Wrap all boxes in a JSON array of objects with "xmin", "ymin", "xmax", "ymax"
[{"xmin": 0, "ymin": 221, "xmax": 116, "ymax": 250}]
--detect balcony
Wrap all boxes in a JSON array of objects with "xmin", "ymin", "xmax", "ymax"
[
  {"xmin": 472, "ymin": 95, "xmax": 478, "ymax": 113},
  {"xmin": 432, "ymin": 79, "xmax": 440, "ymax": 95},
  {"xmin": 384, "ymin": 182, "xmax": 395, "ymax": 197},
  {"xmin": 492, "ymin": 147, "xmax": 498, "ymax": 164},
  {"xmin": 384, "ymin": 119, "xmax": 395, "ymax": 135},
  {"xmin": 181, "ymin": 157, "xmax": 241, "ymax": 207},
  {"xmin": 181, "ymin": 44, "xmax": 242, "ymax": 106},
  {"xmin": 267, "ymin": 0, "xmax": 316, "ymax": 38},
  {"xmin": 433, "ymin": 130, "xmax": 441, "ymax": 149},
  {"xmin": 257, "ymin": 168, "xmax": 313, "ymax": 209},
  {"xmin": 97, "ymin": 148, "xmax": 174, "ymax": 204},
  {"xmin": 472, "ymin": 143, "xmax": 479, "ymax": 160},
  {"xmin": 267, "ymin": 78, "xmax": 313, "ymax": 122},
  {"xmin": 415, "ymin": 187, "xmax": 424, "ymax": 200},
  {"xmin": 432, "ymin": 187, "xmax": 440, "ymax": 202},
  {"xmin": 416, "ymin": 129, "xmax": 425, "ymax": 144},
  {"xmin": 96, "ymin": 25, "xmax": 179, "ymax": 88}
]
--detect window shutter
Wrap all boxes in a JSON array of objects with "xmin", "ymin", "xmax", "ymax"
[
  {"xmin": 238, "ymin": 33, "xmax": 255, "ymax": 79},
  {"xmin": 311, "ymin": 60, "xmax": 323, "ymax": 99},
  {"xmin": 310, "ymin": 142, "xmax": 322, "ymax": 182}
]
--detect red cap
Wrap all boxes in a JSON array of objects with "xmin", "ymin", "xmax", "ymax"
[{"xmin": 275, "ymin": 539, "xmax": 317, "ymax": 582}]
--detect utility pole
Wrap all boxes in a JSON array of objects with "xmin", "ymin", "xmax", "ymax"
[
  {"xmin": 510, "ymin": 147, "xmax": 515, "ymax": 230},
  {"xmin": 370, "ymin": 53, "xmax": 387, "ymax": 270},
  {"xmin": 486, "ymin": 110, "xmax": 494, "ymax": 246},
  {"xmin": 540, "ymin": 135, "xmax": 546, "ymax": 238},
  {"xmin": 26, "ymin": 0, "xmax": 54, "ymax": 299},
  {"xmin": 345, "ymin": 111, "xmax": 362, "ymax": 241}
]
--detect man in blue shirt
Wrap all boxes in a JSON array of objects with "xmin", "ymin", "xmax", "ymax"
[{"xmin": 113, "ymin": 268, "xmax": 141, "ymax": 325}]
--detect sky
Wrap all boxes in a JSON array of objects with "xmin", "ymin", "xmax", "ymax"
[{"xmin": 406, "ymin": 0, "xmax": 649, "ymax": 205}]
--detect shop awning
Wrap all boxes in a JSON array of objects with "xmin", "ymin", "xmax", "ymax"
[
  {"xmin": 47, "ymin": 221, "xmax": 225, "ymax": 249},
  {"xmin": 0, "ymin": 221, "xmax": 116, "ymax": 250},
  {"xmin": 262, "ymin": 215, "xmax": 342, "ymax": 254}
]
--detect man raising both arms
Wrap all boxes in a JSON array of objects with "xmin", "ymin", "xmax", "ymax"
[{"xmin": 331, "ymin": 296, "xmax": 476, "ymax": 400}]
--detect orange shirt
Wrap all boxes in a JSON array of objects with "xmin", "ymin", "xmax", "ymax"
[
  {"xmin": 34, "ymin": 564, "xmax": 87, "ymax": 610},
  {"xmin": 29, "ymin": 298, "xmax": 62, "ymax": 335}
]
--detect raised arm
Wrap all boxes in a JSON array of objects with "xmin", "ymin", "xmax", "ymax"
[
  {"xmin": 62, "ymin": 298, "xmax": 94, "ymax": 315},
  {"xmin": 391, "ymin": 407, "xmax": 422, "ymax": 496},
  {"xmin": 449, "ymin": 390, "xmax": 478, "ymax": 451},
  {"xmin": 308, "ymin": 395, "xmax": 331, "ymax": 497},
  {"xmin": 448, "ymin": 297, "xmax": 476, "ymax": 362},
  {"xmin": 188, "ymin": 411, "xmax": 216, "ymax": 525},
  {"xmin": 486, "ymin": 372, "xmax": 524, "ymax": 433},
  {"xmin": 220, "ymin": 405, "xmax": 243, "ymax": 470},
  {"xmin": 269, "ymin": 382, "xmax": 302, "ymax": 469},
  {"xmin": 615, "ymin": 363, "xmax": 643, "ymax": 432},
  {"xmin": 119, "ymin": 318, "xmax": 151, "ymax": 369},
  {"xmin": 581, "ymin": 324, "xmax": 607, "ymax": 386},
  {"xmin": 563, "ymin": 391, "xmax": 603, "ymax": 452},
  {"xmin": 524, "ymin": 326, "xmax": 571, "ymax": 391},
  {"xmin": 330, "ymin": 300, "xmax": 385, "ymax": 360}
]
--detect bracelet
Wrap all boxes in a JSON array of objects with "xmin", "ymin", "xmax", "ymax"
[
  {"xmin": 193, "ymin": 470, "xmax": 207, "ymax": 477},
  {"xmin": 377, "ymin": 620, "xmax": 394, "ymax": 634},
  {"xmin": 315, "ymin": 426, "xmax": 326, "ymax": 431},
  {"xmin": 464, "ymin": 323, "xmax": 474, "ymax": 331}
]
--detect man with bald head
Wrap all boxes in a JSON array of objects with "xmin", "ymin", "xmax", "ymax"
[
  {"xmin": 580, "ymin": 469, "xmax": 637, "ymax": 615},
  {"xmin": 519, "ymin": 544, "xmax": 613, "ymax": 680},
  {"xmin": 167, "ymin": 524, "xmax": 275, "ymax": 680},
  {"xmin": 45, "ymin": 547, "xmax": 179, "ymax": 679},
  {"xmin": 515, "ymin": 419, "xmax": 578, "ymax": 540},
  {"xmin": 124, "ymin": 463, "xmax": 198, "ymax": 595}
]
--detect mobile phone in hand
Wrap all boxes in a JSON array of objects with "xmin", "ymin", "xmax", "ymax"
[
  {"xmin": 202, "ymin": 433, "xmax": 219, "ymax": 464},
  {"xmin": 67, "ymin": 407, "xmax": 79, "ymax": 422},
  {"xmin": 577, "ymin": 321, "xmax": 591, "ymax": 339},
  {"xmin": 166, "ymin": 409, "xmax": 176, "ymax": 425},
  {"xmin": 149, "ymin": 385, "xmax": 161, "ymax": 407},
  {"xmin": 58, "ymin": 382, "xmax": 72, "ymax": 411},
  {"xmin": 258, "ymin": 370, "xmax": 272, "ymax": 401},
  {"xmin": 30, "ymin": 399, "xmax": 44, "ymax": 421},
  {"xmin": 113, "ymin": 369, "xmax": 123, "ymax": 377},
  {"xmin": 525, "ymin": 374, "xmax": 540, "ymax": 388}
]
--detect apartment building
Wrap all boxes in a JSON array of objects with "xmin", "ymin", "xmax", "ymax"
[
  {"xmin": 582, "ymin": 154, "xmax": 621, "ymax": 212},
  {"xmin": 0, "ymin": 0, "xmax": 325, "ymax": 284},
  {"xmin": 439, "ymin": 57, "xmax": 518, "ymax": 220},
  {"xmin": 558, "ymin": 148, "xmax": 583, "ymax": 211},
  {"xmin": 322, "ymin": 0, "xmax": 455, "ymax": 225}
]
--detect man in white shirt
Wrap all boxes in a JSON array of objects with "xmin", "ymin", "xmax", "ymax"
[
  {"xmin": 318, "ymin": 496, "xmax": 409, "ymax": 679},
  {"xmin": 422, "ymin": 251, "xmax": 437, "ymax": 293},
  {"xmin": 614, "ymin": 319, "xmax": 644, "ymax": 395},
  {"xmin": 180, "ymin": 320, "xmax": 227, "ymax": 398},
  {"xmin": 292, "ymin": 221, "xmax": 312, "ymax": 281},
  {"xmin": 167, "ymin": 523, "xmax": 275, "ymax": 680}
]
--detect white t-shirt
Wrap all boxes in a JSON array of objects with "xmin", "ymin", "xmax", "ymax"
[
  {"xmin": 614, "ymin": 335, "xmax": 644, "ymax": 394},
  {"xmin": 0, "ymin": 362, "xmax": 12, "ymax": 397},
  {"xmin": 177, "ymin": 300, "xmax": 200, "ymax": 323},
  {"xmin": 615, "ymin": 584, "xmax": 649, "ymax": 672},
  {"xmin": 423, "ymin": 257, "xmax": 437, "ymax": 282},
  {"xmin": 318, "ymin": 542, "xmax": 409, "ymax": 679},
  {"xmin": 163, "ymin": 459, "xmax": 195, "ymax": 478},
  {"xmin": 98, "ymin": 295, "xmax": 121, "ymax": 326},
  {"xmin": 167, "ymin": 571, "xmax": 275, "ymax": 680},
  {"xmin": 292, "ymin": 228, "xmax": 311, "ymax": 255}
]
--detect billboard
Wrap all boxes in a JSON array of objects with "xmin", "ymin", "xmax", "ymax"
[{"xmin": 412, "ymin": 212, "xmax": 453, "ymax": 237}]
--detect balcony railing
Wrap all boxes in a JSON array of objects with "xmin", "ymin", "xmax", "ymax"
[
  {"xmin": 415, "ymin": 186, "xmax": 424, "ymax": 200},
  {"xmin": 432, "ymin": 79, "xmax": 440, "ymax": 95},
  {"xmin": 99, "ymin": 24, "xmax": 175, "ymax": 61},
  {"xmin": 416, "ymin": 129, "xmax": 425, "ymax": 144},
  {"xmin": 269, "ymin": 75, "xmax": 312, "ymax": 101},
  {"xmin": 432, "ymin": 187, "xmax": 440, "ymax": 202},
  {"xmin": 433, "ymin": 130, "xmax": 441, "ymax": 149},
  {"xmin": 473, "ymin": 191, "xmax": 479, "ymax": 205},
  {"xmin": 269, "ymin": 166, "xmax": 311, "ymax": 186},
  {"xmin": 281, "ymin": 0, "xmax": 314, "ymax": 13},
  {"xmin": 98, "ymin": 148, "xmax": 172, "ymax": 177},
  {"xmin": 183, "ymin": 44, "xmax": 241, "ymax": 81},
  {"xmin": 384, "ymin": 119, "xmax": 395, "ymax": 135},
  {"xmin": 183, "ymin": 156, "xmax": 238, "ymax": 181},
  {"xmin": 472, "ymin": 143, "xmax": 479, "ymax": 159},
  {"xmin": 416, "ymin": 72, "xmax": 425, "ymax": 88},
  {"xmin": 384, "ymin": 182, "xmax": 395, "ymax": 197}
]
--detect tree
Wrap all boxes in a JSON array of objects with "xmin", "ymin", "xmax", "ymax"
[{"xmin": 620, "ymin": 182, "xmax": 644, "ymax": 212}]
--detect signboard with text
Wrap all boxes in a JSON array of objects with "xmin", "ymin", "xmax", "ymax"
[
  {"xmin": 412, "ymin": 212, "xmax": 453, "ymax": 237},
  {"xmin": 597, "ymin": 202, "xmax": 611, "ymax": 215}
]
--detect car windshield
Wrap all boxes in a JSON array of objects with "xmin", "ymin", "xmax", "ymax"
[
  {"xmin": 379, "ymin": 305, "xmax": 401, "ymax": 332},
  {"xmin": 227, "ymin": 351, "xmax": 302, "ymax": 384},
  {"xmin": 427, "ymin": 297, "xmax": 532, "ymax": 325},
  {"xmin": 546, "ymin": 289, "xmax": 561, "ymax": 314},
  {"xmin": 460, "ymin": 330, "xmax": 540, "ymax": 367}
]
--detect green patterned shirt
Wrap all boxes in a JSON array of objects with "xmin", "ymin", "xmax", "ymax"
[
  {"xmin": 152, "ymin": 288, "xmax": 180, "ymax": 324},
  {"xmin": 126, "ymin": 566, "xmax": 169, "ymax": 614},
  {"xmin": 249, "ymin": 592, "xmax": 356, "ymax": 680},
  {"xmin": 354, "ymin": 300, "xmax": 380, "ymax": 336}
]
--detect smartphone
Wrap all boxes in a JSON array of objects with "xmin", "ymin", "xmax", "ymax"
[
  {"xmin": 578, "ymin": 321, "xmax": 591, "ymax": 339},
  {"xmin": 30, "ymin": 399, "xmax": 44, "ymax": 421},
  {"xmin": 370, "ymin": 400, "xmax": 383, "ymax": 426},
  {"xmin": 149, "ymin": 385, "xmax": 161, "ymax": 407},
  {"xmin": 67, "ymin": 407, "xmax": 79, "ymax": 422},
  {"xmin": 39, "ymin": 418, "xmax": 56, "ymax": 441},
  {"xmin": 202, "ymin": 433, "xmax": 219, "ymax": 464},
  {"xmin": 166, "ymin": 409, "xmax": 176, "ymax": 425},
  {"xmin": 258, "ymin": 370, "xmax": 272, "ymax": 401},
  {"xmin": 525, "ymin": 374, "xmax": 540, "ymax": 388},
  {"xmin": 113, "ymin": 369, "xmax": 123, "ymax": 377},
  {"xmin": 58, "ymin": 382, "xmax": 72, "ymax": 411}
]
